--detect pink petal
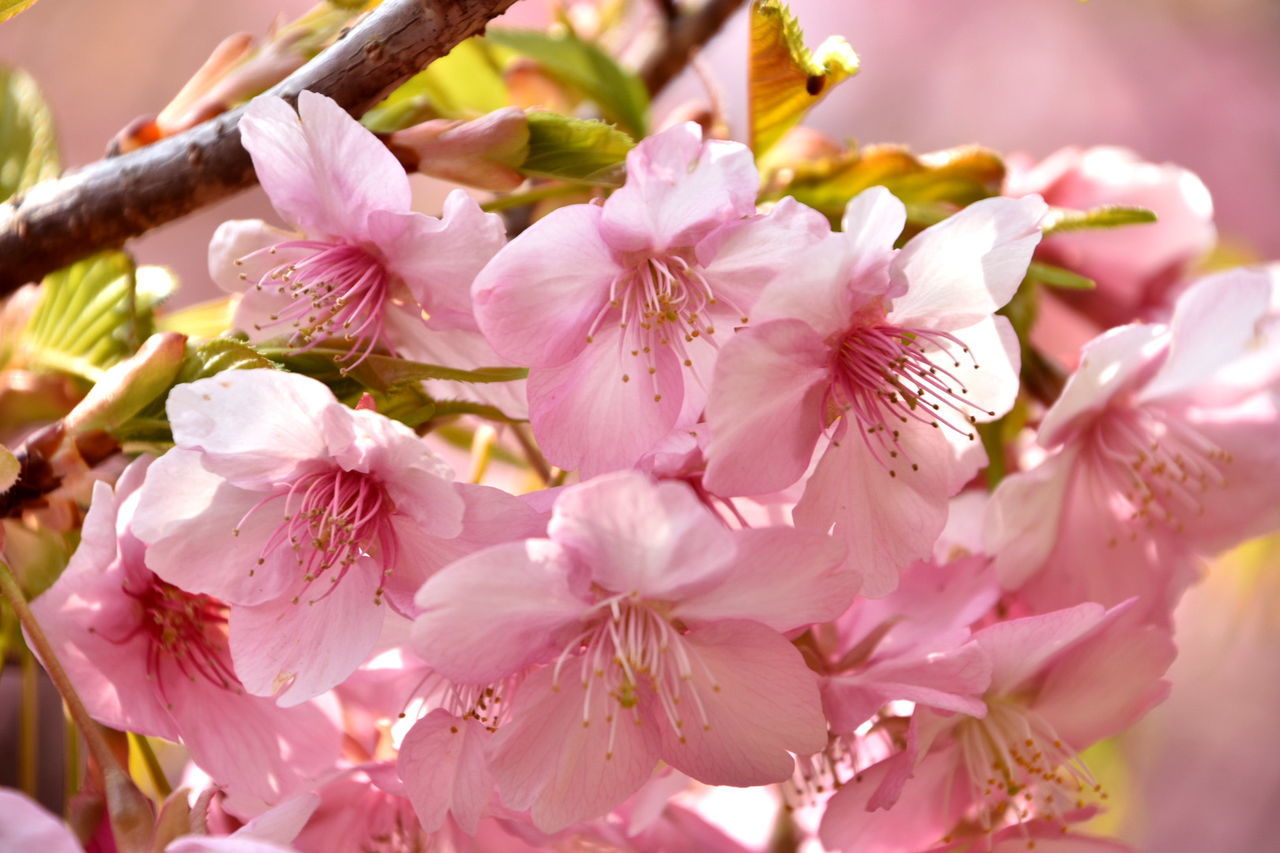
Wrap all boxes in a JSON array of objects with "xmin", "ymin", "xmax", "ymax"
[
  {"xmin": 490, "ymin": 666, "xmax": 662, "ymax": 832},
  {"xmin": 888, "ymin": 195, "xmax": 1047, "ymax": 332},
  {"xmin": 794, "ymin": 424, "xmax": 952, "ymax": 598},
  {"xmin": 132, "ymin": 449, "xmax": 299, "ymax": 606},
  {"xmin": 703, "ymin": 319, "xmax": 830, "ymax": 497},
  {"xmin": 654, "ymin": 620, "xmax": 826, "ymax": 786},
  {"xmin": 600, "ymin": 122, "xmax": 757, "ymax": 252},
  {"xmin": 367, "ymin": 189, "xmax": 507, "ymax": 332},
  {"xmin": 1138, "ymin": 266, "xmax": 1272, "ymax": 404},
  {"xmin": 838, "ymin": 186, "xmax": 907, "ymax": 291},
  {"xmin": 1037, "ymin": 323, "xmax": 1168, "ymax": 448},
  {"xmin": 933, "ymin": 315, "xmax": 1021, "ymax": 425},
  {"xmin": 549, "ymin": 472, "xmax": 735, "ymax": 599},
  {"xmin": 240, "ymin": 91, "xmax": 410, "ymax": 239},
  {"xmin": 229, "ymin": 562, "xmax": 385, "ymax": 705},
  {"xmin": 526, "ymin": 324, "xmax": 684, "ymax": 477},
  {"xmin": 399, "ymin": 710, "xmax": 494, "ymax": 834},
  {"xmin": 387, "ymin": 322, "xmax": 529, "ymax": 420},
  {"xmin": 410, "ymin": 539, "xmax": 586, "ymax": 684},
  {"xmin": 974, "ymin": 602, "xmax": 1109, "ymax": 695},
  {"xmin": 673, "ymin": 526, "xmax": 853, "ymax": 631},
  {"xmin": 0, "ymin": 790, "xmax": 88, "ymax": 853},
  {"xmin": 984, "ymin": 446, "xmax": 1077, "ymax": 590},
  {"xmin": 472, "ymin": 203, "xmax": 621, "ymax": 367},
  {"xmin": 166, "ymin": 370, "xmax": 335, "ymax": 485},
  {"xmin": 751, "ymin": 232, "xmax": 858, "ymax": 336},
  {"xmin": 208, "ymin": 218, "xmax": 299, "ymax": 296},
  {"xmin": 167, "ymin": 838, "xmax": 297, "ymax": 853}
]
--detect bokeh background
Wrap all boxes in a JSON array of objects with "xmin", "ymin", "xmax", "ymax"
[{"xmin": 3, "ymin": 1, "xmax": 1279, "ymax": 849}]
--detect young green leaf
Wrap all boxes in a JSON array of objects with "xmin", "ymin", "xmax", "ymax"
[
  {"xmin": 520, "ymin": 112, "xmax": 633, "ymax": 185},
  {"xmin": 1042, "ymin": 205, "xmax": 1159, "ymax": 234},
  {"xmin": 363, "ymin": 38, "xmax": 509, "ymax": 132},
  {"xmin": 485, "ymin": 28, "xmax": 650, "ymax": 137},
  {"xmin": 749, "ymin": 0, "xmax": 859, "ymax": 157},
  {"xmin": 0, "ymin": 65, "xmax": 58, "ymax": 202},
  {"xmin": 1026, "ymin": 261, "xmax": 1097, "ymax": 290}
]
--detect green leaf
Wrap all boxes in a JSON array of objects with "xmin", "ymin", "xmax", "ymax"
[
  {"xmin": 1026, "ymin": 261, "xmax": 1096, "ymax": 290},
  {"xmin": 0, "ymin": 65, "xmax": 58, "ymax": 202},
  {"xmin": 177, "ymin": 338, "xmax": 275, "ymax": 383},
  {"xmin": 748, "ymin": 0, "xmax": 859, "ymax": 157},
  {"xmin": 254, "ymin": 347, "xmax": 528, "ymax": 390},
  {"xmin": 485, "ymin": 28, "xmax": 650, "ymax": 137},
  {"xmin": 20, "ymin": 252, "xmax": 155, "ymax": 381},
  {"xmin": 1042, "ymin": 205, "xmax": 1158, "ymax": 235},
  {"xmin": 363, "ymin": 38, "xmax": 509, "ymax": 132},
  {"xmin": 520, "ymin": 112, "xmax": 633, "ymax": 185},
  {"xmin": 0, "ymin": 0, "xmax": 42, "ymax": 25}
]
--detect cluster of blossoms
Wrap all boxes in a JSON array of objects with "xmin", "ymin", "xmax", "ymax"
[{"xmin": 8, "ymin": 86, "xmax": 1280, "ymax": 853}]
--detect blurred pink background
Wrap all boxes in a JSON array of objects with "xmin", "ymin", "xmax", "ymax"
[{"xmin": 3, "ymin": 1, "xmax": 1279, "ymax": 849}]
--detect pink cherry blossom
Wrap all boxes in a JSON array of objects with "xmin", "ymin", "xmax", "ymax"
[
  {"xmin": 986, "ymin": 267, "xmax": 1280, "ymax": 621},
  {"xmin": 1007, "ymin": 146, "xmax": 1216, "ymax": 329},
  {"xmin": 471, "ymin": 122, "xmax": 830, "ymax": 476},
  {"xmin": 29, "ymin": 459, "xmax": 340, "ymax": 816},
  {"xmin": 409, "ymin": 471, "xmax": 854, "ymax": 831},
  {"xmin": 704, "ymin": 187, "xmax": 1046, "ymax": 595},
  {"xmin": 130, "ymin": 369, "xmax": 537, "ymax": 705},
  {"xmin": 820, "ymin": 602, "xmax": 1174, "ymax": 852},
  {"xmin": 209, "ymin": 91, "xmax": 506, "ymax": 368}
]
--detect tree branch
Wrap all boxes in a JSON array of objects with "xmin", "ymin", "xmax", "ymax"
[
  {"xmin": 0, "ymin": 0, "xmax": 518, "ymax": 294},
  {"xmin": 637, "ymin": 0, "xmax": 749, "ymax": 96}
]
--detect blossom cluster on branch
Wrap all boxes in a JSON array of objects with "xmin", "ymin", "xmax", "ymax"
[{"xmin": 2, "ymin": 3, "xmax": 1278, "ymax": 852}]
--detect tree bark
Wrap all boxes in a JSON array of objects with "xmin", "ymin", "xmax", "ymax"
[{"xmin": 0, "ymin": 0, "xmax": 518, "ymax": 294}]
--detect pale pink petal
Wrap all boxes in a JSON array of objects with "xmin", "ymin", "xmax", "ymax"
[
  {"xmin": 165, "ymin": 370, "xmax": 334, "ymax": 485},
  {"xmin": 932, "ymin": 315, "xmax": 1021, "ymax": 424},
  {"xmin": 654, "ymin": 621, "xmax": 826, "ymax": 786},
  {"xmin": 974, "ymin": 602, "xmax": 1109, "ymax": 695},
  {"xmin": 1033, "ymin": 622, "xmax": 1174, "ymax": 748},
  {"xmin": 1137, "ymin": 267, "xmax": 1272, "ymax": 404},
  {"xmin": 167, "ymin": 838, "xmax": 297, "ymax": 853},
  {"xmin": 888, "ymin": 195, "xmax": 1047, "ymax": 331},
  {"xmin": 472, "ymin": 203, "xmax": 621, "ymax": 367},
  {"xmin": 839, "ymin": 185, "xmax": 907, "ymax": 291},
  {"xmin": 794, "ymin": 424, "xmax": 952, "ymax": 598},
  {"xmin": 694, "ymin": 196, "xmax": 831, "ymax": 311},
  {"xmin": 673, "ymin": 527, "xmax": 853, "ymax": 631},
  {"xmin": 386, "ymin": 322, "xmax": 529, "ymax": 420},
  {"xmin": 549, "ymin": 472, "xmax": 735, "ymax": 599},
  {"xmin": 1036, "ymin": 323, "xmax": 1168, "ymax": 448},
  {"xmin": 174, "ymin": 683, "xmax": 340, "ymax": 813},
  {"xmin": 367, "ymin": 189, "xmax": 507, "ymax": 332},
  {"xmin": 132, "ymin": 450, "xmax": 298, "ymax": 606},
  {"xmin": 490, "ymin": 666, "xmax": 662, "ymax": 832},
  {"xmin": 984, "ymin": 446, "xmax": 1077, "ymax": 590},
  {"xmin": 751, "ymin": 232, "xmax": 858, "ymax": 336},
  {"xmin": 0, "ymin": 790, "xmax": 87, "ymax": 853},
  {"xmin": 600, "ymin": 122, "xmax": 757, "ymax": 252},
  {"xmin": 230, "ymin": 562, "xmax": 385, "ymax": 705},
  {"xmin": 703, "ymin": 319, "xmax": 830, "ymax": 497},
  {"xmin": 232, "ymin": 793, "xmax": 321, "ymax": 844},
  {"xmin": 526, "ymin": 324, "xmax": 684, "ymax": 477},
  {"xmin": 240, "ymin": 91, "xmax": 410, "ymax": 239},
  {"xmin": 208, "ymin": 218, "xmax": 299, "ymax": 296},
  {"xmin": 410, "ymin": 540, "xmax": 586, "ymax": 684},
  {"xmin": 399, "ymin": 710, "xmax": 493, "ymax": 834}
]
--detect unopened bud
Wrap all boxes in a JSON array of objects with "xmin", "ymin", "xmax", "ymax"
[
  {"xmin": 65, "ymin": 333, "xmax": 187, "ymax": 434},
  {"xmin": 390, "ymin": 107, "xmax": 530, "ymax": 191}
]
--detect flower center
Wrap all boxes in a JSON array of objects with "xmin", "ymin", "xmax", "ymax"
[
  {"xmin": 237, "ymin": 467, "xmax": 397, "ymax": 606},
  {"xmin": 954, "ymin": 701, "xmax": 1104, "ymax": 833},
  {"xmin": 553, "ymin": 597, "xmax": 719, "ymax": 759},
  {"xmin": 1087, "ymin": 405, "xmax": 1231, "ymax": 541},
  {"xmin": 826, "ymin": 324, "xmax": 991, "ymax": 476},
  {"xmin": 584, "ymin": 253, "xmax": 750, "ymax": 402},
  {"xmin": 238, "ymin": 240, "xmax": 390, "ymax": 370},
  {"xmin": 105, "ymin": 576, "xmax": 237, "ymax": 700}
]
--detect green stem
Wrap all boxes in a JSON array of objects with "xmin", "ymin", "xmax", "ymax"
[
  {"xmin": 0, "ymin": 560, "xmax": 152, "ymax": 852},
  {"xmin": 19, "ymin": 648, "xmax": 38, "ymax": 797},
  {"xmin": 129, "ymin": 733, "xmax": 171, "ymax": 799},
  {"xmin": 480, "ymin": 182, "xmax": 582, "ymax": 213},
  {"xmin": 65, "ymin": 714, "xmax": 81, "ymax": 809}
]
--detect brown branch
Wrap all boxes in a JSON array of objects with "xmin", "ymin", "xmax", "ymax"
[
  {"xmin": 637, "ymin": 0, "xmax": 750, "ymax": 96},
  {"xmin": 0, "ymin": 0, "xmax": 519, "ymax": 295}
]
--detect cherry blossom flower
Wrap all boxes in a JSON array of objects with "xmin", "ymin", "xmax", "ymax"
[
  {"xmin": 409, "ymin": 471, "xmax": 854, "ymax": 831},
  {"xmin": 209, "ymin": 91, "xmax": 506, "ymax": 368},
  {"xmin": 131, "ymin": 369, "xmax": 536, "ymax": 705},
  {"xmin": 471, "ymin": 122, "xmax": 830, "ymax": 476},
  {"xmin": 1007, "ymin": 146, "xmax": 1216, "ymax": 329},
  {"xmin": 986, "ymin": 267, "xmax": 1280, "ymax": 621},
  {"xmin": 820, "ymin": 602, "xmax": 1174, "ymax": 852},
  {"xmin": 704, "ymin": 187, "xmax": 1046, "ymax": 595},
  {"xmin": 29, "ymin": 460, "xmax": 339, "ymax": 815}
]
